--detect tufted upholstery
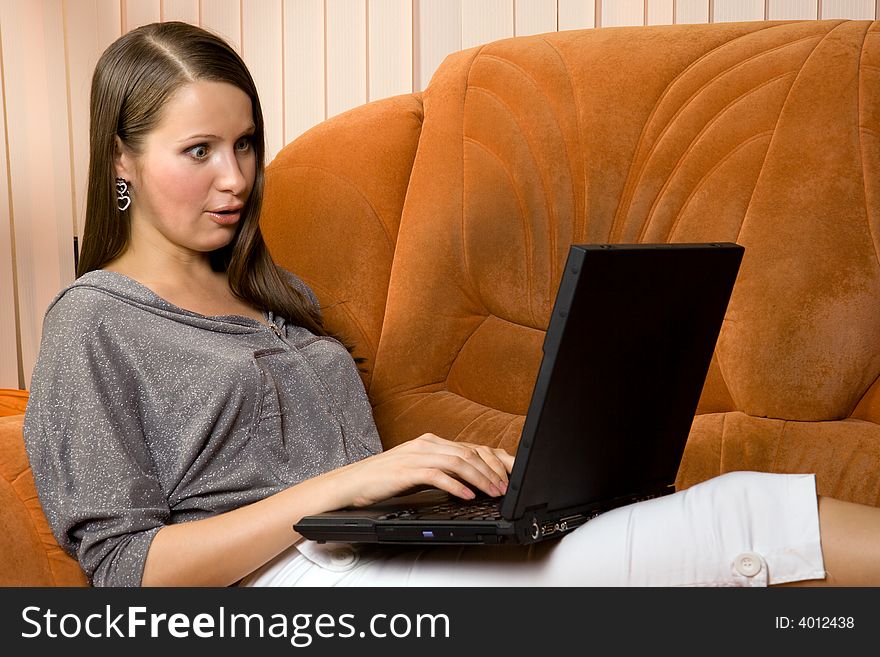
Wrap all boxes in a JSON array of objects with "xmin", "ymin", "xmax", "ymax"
[{"xmin": 263, "ymin": 20, "xmax": 880, "ymax": 506}]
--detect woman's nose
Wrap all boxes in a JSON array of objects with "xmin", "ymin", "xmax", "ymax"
[{"xmin": 215, "ymin": 152, "xmax": 248, "ymax": 194}]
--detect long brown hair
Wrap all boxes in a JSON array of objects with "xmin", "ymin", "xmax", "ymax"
[{"xmin": 79, "ymin": 21, "xmax": 327, "ymax": 338}]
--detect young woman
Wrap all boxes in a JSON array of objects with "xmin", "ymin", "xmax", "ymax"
[{"xmin": 23, "ymin": 21, "xmax": 880, "ymax": 588}]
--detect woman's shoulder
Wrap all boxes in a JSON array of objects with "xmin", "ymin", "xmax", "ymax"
[
  {"xmin": 276, "ymin": 266, "xmax": 320, "ymax": 309},
  {"xmin": 43, "ymin": 270, "xmax": 154, "ymax": 328},
  {"xmin": 31, "ymin": 272, "xmax": 152, "ymax": 383}
]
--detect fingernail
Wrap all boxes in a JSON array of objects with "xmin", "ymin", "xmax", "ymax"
[
  {"xmin": 499, "ymin": 481, "xmax": 508, "ymax": 494},
  {"xmin": 489, "ymin": 485, "xmax": 501, "ymax": 497},
  {"xmin": 463, "ymin": 488, "xmax": 476, "ymax": 499}
]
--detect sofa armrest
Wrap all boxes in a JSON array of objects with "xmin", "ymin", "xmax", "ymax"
[
  {"xmin": 0, "ymin": 415, "xmax": 88, "ymax": 586},
  {"xmin": 0, "ymin": 388, "xmax": 28, "ymax": 416},
  {"xmin": 261, "ymin": 94, "xmax": 424, "ymax": 392}
]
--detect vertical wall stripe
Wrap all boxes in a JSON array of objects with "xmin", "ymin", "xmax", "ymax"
[
  {"xmin": 676, "ymin": 0, "xmax": 710, "ymax": 22},
  {"xmin": 283, "ymin": 0, "xmax": 325, "ymax": 145},
  {"xmin": 326, "ymin": 0, "xmax": 367, "ymax": 119},
  {"xmin": 3, "ymin": 0, "xmax": 75, "ymax": 387},
  {"xmin": 514, "ymin": 0, "xmax": 557, "ymax": 36},
  {"xmin": 461, "ymin": 0, "xmax": 514, "ymax": 49},
  {"xmin": 324, "ymin": 0, "xmax": 329, "ymax": 120},
  {"xmin": 0, "ymin": 0, "xmax": 21, "ymax": 388},
  {"xmin": 648, "ymin": 0, "xmax": 675, "ymax": 23},
  {"xmin": 368, "ymin": 0, "xmax": 413, "ymax": 101},
  {"xmin": 61, "ymin": 0, "xmax": 78, "ymax": 256},
  {"xmin": 769, "ymin": 0, "xmax": 819, "ymax": 19},
  {"xmin": 241, "ymin": 0, "xmax": 283, "ymax": 163},
  {"xmin": 162, "ymin": 0, "xmax": 199, "ymax": 23},
  {"xmin": 558, "ymin": 0, "xmax": 596, "ymax": 29},
  {"xmin": 602, "ymin": 0, "xmax": 646, "ymax": 26},
  {"xmin": 96, "ymin": 0, "xmax": 123, "ymax": 54},
  {"xmin": 415, "ymin": 0, "xmax": 461, "ymax": 90},
  {"xmin": 714, "ymin": 0, "xmax": 765, "ymax": 21},
  {"xmin": 201, "ymin": 0, "xmax": 241, "ymax": 52},
  {"xmin": 821, "ymin": 0, "xmax": 875, "ymax": 18},
  {"xmin": 124, "ymin": 0, "xmax": 161, "ymax": 30},
  {"xmin": 63, "ymin": 0, "xmax": 101, "ymax": 241}
]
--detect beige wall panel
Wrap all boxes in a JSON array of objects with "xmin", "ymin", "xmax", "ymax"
[
  {"xmin": 676, "ymin": 0, "xmax": 709, "ymax": 23},
  {"xmin": 0, "ymin": 6, "xmax": 20, "ymax": 388},
  {"xmin": 326, "ymin": 0, "xmax": 367, "ymax": 119},
  {"xmin": 161, "ymin": 0, "xmax": 199, "ymax": 23},
  {"xmin": 124, "ymin": 0, "xmax": 160, "ymax": 30},
  {"xmin": 462, "ymin": 0, "xmax": 514, "ymax": 49},
  {"xmin": 63, "ymin": 1, "xmax": 120, "ymax": 258},
  {"xmin": 769, "ymin": 0, "xmax": 819, "ymax": 19},
  {"xmin": 714, "ymin": 0, "xmax": 765, "ymax": 21},
  {"xmin": 515, "ymin": 0, "xmax": 557, "ymax": 36},
  {"xmin": 97, "ymin": 0, "xmax": 123, "ymax": 51},
  {"xmin": 558, "ymin": 0, "xmax": 595, "ymax": 29},
  {"xmin": 63, "ymin": 0, "xmax": 101, "ymax": 241},
  {"xmin": 201, "ymin": 0, "xmax": 241, "ymax": 52},
  {"xmin": 7, "ymin": 0, "xmax": 878, "ymax": 389},
  {"xmin": 647, "ymin": 0, "xmax": 674, "ymax": 24},
  {"xmin": 821, "ymin": 0, "xmax": 875, "ymax": 18},
  {"xmin": 1, "ymin": 0, "xmax": 75, "ymax": 387},
  {"xmin": 283, "ymin": 0, "xmax": 324, "ymax": 144},
  {"xmin": 368, "ymin": 0, "xmax": 413, "ymax": 101},
  {"xmin": 415, "ymin": 0, "xmax": 461, "ymax": 90},
  {"xmin": 601, "ymin": 0, "xmax": 644, "ymax": 26},
  {"xmin": 242, "ymin": 0, "xmax": 283, "ymax": 164}
]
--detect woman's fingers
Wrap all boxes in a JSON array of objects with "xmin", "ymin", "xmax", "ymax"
[
  {"xmin": 472, "ymin": 444, "xmax": 515, "ymax": 481},
  {"xmin": 435, "ymin": 437, "xmax": 516, "ymax": 479},
  {"xmin": 438, "ymin": 452, "xmax": 505, "ymax": 497},
  {"xmin": 418, "ymin": 468, "xmax": 478, "ymax": 500},
  {"xmin": 409, "ymin": 434, "xmax": 514, "ymax": 496},
  {"xmin": 417, "ymin": 436, "xmax": 505, "ymax": 492},
  {"xmin": 341, "ymin": 435, "xmax": 517, "ymax": 508}
]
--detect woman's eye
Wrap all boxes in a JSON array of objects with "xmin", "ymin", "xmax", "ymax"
[
  {"xmin": 188, "ymin": 145, "xmax": 209, "ymax": 159},
  {"xmin": 236, "ymin": 136, "xmax": 252, "ymax": 151}
]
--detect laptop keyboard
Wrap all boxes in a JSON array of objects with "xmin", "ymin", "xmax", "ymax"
[{"xmin": 377, "ymin": 498, "xmax": 503, "ymax": 521}]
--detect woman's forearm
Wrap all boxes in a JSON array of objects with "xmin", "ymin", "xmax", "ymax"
[
  {"xmin": 139, "ymin": 435, "xmax": 513, "ymax": 586},
  {"xmin": 141, "ymin": 468, "xmax": 352, "ymax": 587}
]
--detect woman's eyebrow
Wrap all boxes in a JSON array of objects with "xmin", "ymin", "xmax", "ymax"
[
  {"xmin": 177, "ymin": 126, "xmax": 255, "ymax": 142},
  {"xmin": 178, "ymin": 133, "xmax": 220, "ymax": 142}
]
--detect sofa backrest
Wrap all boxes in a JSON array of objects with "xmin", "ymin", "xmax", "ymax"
[
  {"xmin": 363, "ymin": 20, "xmax": 880, "ymax": 449},
  {"xmin": 262, "ymin": 20, "xmax": 880, "ymax": 454}
]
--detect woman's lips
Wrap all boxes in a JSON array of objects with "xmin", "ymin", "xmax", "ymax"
[{"xmin": 206, "ymin": 209, "xmax": 241, "ymax": 225}]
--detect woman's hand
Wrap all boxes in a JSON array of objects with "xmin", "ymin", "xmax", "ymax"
[
  {"xmin": 327, "ymin": 433, "xmax": 515, "ymax": 509},
  {"xmin": 143, "ymin": 434, "xmax": 514, "ymax": 585}
]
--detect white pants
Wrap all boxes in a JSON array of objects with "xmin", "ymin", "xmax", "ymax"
[{"xmin": 240, "ymin": 471, "xmax": 826, "ymax": 587}]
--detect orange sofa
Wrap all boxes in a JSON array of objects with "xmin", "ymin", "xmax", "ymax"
[{"xmin": 2, "ymin": 19, "xmax": 879, "ymax": 586}]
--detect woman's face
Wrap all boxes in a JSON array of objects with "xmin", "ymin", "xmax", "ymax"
[{"xmin": 116, "ymin": 80, "xmax": 257, "ymax": 259}]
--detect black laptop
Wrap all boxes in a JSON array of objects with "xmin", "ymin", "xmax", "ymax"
[{"xmin": 295, "ymin": 242, "xmax": 744, "ymax": 546}]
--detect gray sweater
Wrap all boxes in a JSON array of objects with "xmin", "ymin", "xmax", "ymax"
[{"xmin": 23, "ymin": 270, "xmax": 382, "ymax": 587}]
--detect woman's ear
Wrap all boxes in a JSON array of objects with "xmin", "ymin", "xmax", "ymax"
[{"xmin": 114, "ymin": 135, "xmax": 135, "ymax": 181}]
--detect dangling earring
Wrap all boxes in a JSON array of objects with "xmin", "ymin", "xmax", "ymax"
[{"xmin": 116, "ymin": 177, "xmax": 131, "ymax": 211}]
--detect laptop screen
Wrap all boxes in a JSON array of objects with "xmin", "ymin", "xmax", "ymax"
[{"xmin": 501, "ymin": 243, "xmax": 744, "ymax": 520}]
